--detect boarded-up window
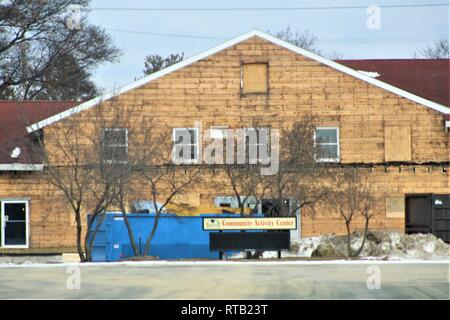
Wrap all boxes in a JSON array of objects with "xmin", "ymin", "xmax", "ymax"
[
  {"xmin": 241, "ymin": 63, "xmax": 268, "ymax": 94},
  {"xmin": 384, "ymin": 126, "xmax": 411, "ymax": 161},
  {"xmin": 386, "ymin": 197, "xmax": 405, "ymax": 218}
]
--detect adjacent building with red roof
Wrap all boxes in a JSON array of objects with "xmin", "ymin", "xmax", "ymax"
[
  {"xmin": 337, "ymin": 59, "xmax": 449, "ymax": 107},
  {"xmin": 0, "ymin": 101, "xmax": 76, "ymax": 168}
]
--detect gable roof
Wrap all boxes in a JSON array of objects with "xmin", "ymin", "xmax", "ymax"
[
  {"xmin": 26, "ymin": 29, "xmax": 450, "ymax": 133},
  {"xmin": 337, "ymin": 59, "xmax": 449, "ymax": 107},
  {"xmin": 0, "ymin": 100, "xmax": 76, "ymax": 168}
]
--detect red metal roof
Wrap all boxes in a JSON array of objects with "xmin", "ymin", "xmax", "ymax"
[
  {"xmin": 0, "ymin": 101, "xmax": 76, "ymax": 164},
  {"xmin": 337, "ymin": 59, "xmax": 449, "ymax": 107}
]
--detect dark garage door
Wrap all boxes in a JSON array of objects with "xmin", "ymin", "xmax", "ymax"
[
  {"xmin": 406, "ymin": 195, "xmax": 450, "ymax": 243},
  {"xmin": 406, "ymin": 195, "xmax": 432, "ymax": 234}
]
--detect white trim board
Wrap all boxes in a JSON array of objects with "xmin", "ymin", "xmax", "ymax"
[
  {"xmin": 0, "ymin": 164, "xmax": 43, "ymax": 171},
  {"xmin": 26, "ymin": 29, "xmax": 450, "ymax": 133}
]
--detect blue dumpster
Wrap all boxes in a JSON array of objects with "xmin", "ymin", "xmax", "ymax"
[{"xmin": 88, "ymin": 213, "xmax": 258, "ymax": 262}]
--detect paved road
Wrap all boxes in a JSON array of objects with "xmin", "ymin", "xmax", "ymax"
[{"xmin": 0, "ymin": 261, "xmax": 448, "ymax": 299}]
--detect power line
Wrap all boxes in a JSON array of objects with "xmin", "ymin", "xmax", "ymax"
[
  {"xmin": 106, "ymin": 28, "xmax": 447, "ymax": 44},
  {"xmin": 107, "ymin": 28, "xmax": 226, "ymax": 40},
  {"xmin": 318, "ymin": 34, "xmax": 448, "ymax": 44},
  {"xmin": 90, "ymin": 4, "xmax": 448, "ymax": 12}
]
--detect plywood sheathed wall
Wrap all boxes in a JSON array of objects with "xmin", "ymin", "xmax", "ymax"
[{"xmin": 1, "ymin": 36, "xmax": 448, "ymax": 249}]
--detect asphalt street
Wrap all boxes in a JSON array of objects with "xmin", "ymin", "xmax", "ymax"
[{"xmin": 0, "ymin": 261, "xmax": 448, "ymax": 299}]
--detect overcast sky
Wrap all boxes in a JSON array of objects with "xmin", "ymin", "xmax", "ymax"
[{"xmin": 87, "ymin": 0, "xmax": 449, "ymax": 92}]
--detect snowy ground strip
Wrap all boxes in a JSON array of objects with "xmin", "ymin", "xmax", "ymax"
[
  {"xmin": 0, "ymin": 231, "xmax": 448, "ymax": 267},
  {"xmin": 0, "ymin": 259, "xmax": 448, "ymax": 269}
]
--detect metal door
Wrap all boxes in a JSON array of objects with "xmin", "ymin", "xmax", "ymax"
[
  {"xmin": 432, "ymin": 195, "xmax": 450, "ymax": 243},
  {"xmin": 405, "ymin": 195, "xmax": 432, "ymax": 234}
]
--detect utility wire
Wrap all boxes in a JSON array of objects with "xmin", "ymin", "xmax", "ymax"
[
  {"xmin": 106, "ymin": 28, "xmax": 447, "ymax": 43},
  {"xmin": 90, "ymin": 3, "xmax": 448, "ymax": 12},
  {"xmin": 107, "ymin": 28, "xmax": 226, "ymax": 40},
  {"xmin": 318, "ymin": 34, "xmax": 448, "ymax": 43}
]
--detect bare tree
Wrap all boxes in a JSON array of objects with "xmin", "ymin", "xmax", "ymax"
[
  {"xmin": 327, "ymin": 167, "xmax": 382, "ymax": 257},
  {"xmin": 271, "ymin": 26, "xmax": 348, "ymax": 59},
  {"xmin": 264, "ymin": 117, "xmax": 335, "ymax": 217},
  {"xmin": 0, "ymin": 0, "xmax": 120, "ymax": 100},
  {"xmin": 136, "ymin": 126, "xmax": 201, "ymax": 256},
  {"xmin": 108, "ymin": 115, "xmax": 198, "ymax": 258},
  {"xmin": 23, "ymin": 98, "xmax": 136, "ymax": 261},
  {"xmin": 13, "ymin": 92, "xmax": 203, "ymax": 260},
  {"xmin": 414, "ymin": 39, "xmax": 449, "ymax": 59},
  {"xmin": 28, "ymin": 113, "xmax": 96, "ymax": 262},
  {"xmin": 270, "ymin": 26, "xmax": 320, "ymax": 54},
  {"xmin": 219, "ymin": 118, "xmax": 336, "ymax": 259},
  {"xmin": 81, "ymin": 101, "xmax": 137, "ymax": 261},
  {"xmin": 220, "ymin": 117, "xmax": 333, "ymax": 217},
  {"xmin": 223, "ymin": 164, "xmax": 269, "ymax": 216},
  {"xmin": 114, "ymin": 114, "xmax": 167, "ymax": 257},
  {"xmin": 219, "ymin": 119, "xmax": 272, "ymax": 216}
]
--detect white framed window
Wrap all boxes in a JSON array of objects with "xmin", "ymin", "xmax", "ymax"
[
  {"xmin": 209, "ymin": 126, "xmax": 228, "ymax": 139},
  {"xmin": 208, "ymin": 126, "xmax": 228, "ymax": 161},
  {"xmin": 172, "ymin": 128, "xmax": 199, "ymax": 164},
  {"xmin": 102, "ymin": 128, "xmax": 128, "ymax": 163},
  {"xmin": 244, "ymin": 127, "xmax": 270, "ymax": 163},
  {"xmin": 314, "ymin": 127, "xmax": 340, "ymax": 162},
  {"xmin": 1, "ymin": 199, "xmax": 29, "ymax": 248}
]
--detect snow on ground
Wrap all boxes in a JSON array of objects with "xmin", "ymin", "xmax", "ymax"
[
  {"xmin": 0, "ymin": 255, "xmax": 63, "ymax": 266},
  {"xmin": 0, "ymin": 231, "xmax": 448, "ymax": 266},
  {"xmin": 229, "ymin": 231, "xmax": 450, "ymax": 261},
  {"xmin": 0, "ymin": 259, "xmax": 448, "ymax": 269}
]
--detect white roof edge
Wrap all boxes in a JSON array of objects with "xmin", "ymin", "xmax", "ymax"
[
  {"xmin": 0, "ymin": 163, "xmax": 44, "ymax": 171},
  {"xmin": 26, "ymin": 29, "xmax": 450, "ymax": 133}
]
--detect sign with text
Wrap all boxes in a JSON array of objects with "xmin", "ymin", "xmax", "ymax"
[{"xmin": 203, "ymin": 217, "xmax": 297, "ymax": 230}]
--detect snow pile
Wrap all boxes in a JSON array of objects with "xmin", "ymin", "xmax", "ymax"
[
  {"xmin": 227, "ymin": 236, "xmax": 323, "ymax": 259},
  {"xmin": 296, "ymin": 231, "xmax": 449, "ymax": 260},
  {"xmin": 229, "ymin": 231, "xmax": 449, "ymax": 261}
]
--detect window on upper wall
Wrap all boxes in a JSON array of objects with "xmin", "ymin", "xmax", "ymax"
[
  {"xmin": 314, "ymin": 127, "xmax": 340, "ymax": 162},
  {"xmin": 241, "ymin": 63, "xmax": 269, "ymax": 94},
  {"xmin": 244, "ymin": 127, "xmax": 270, "ymax": 163},
  {"xmin": 102, "ymin": 128, "xmax": 128, "ymax": 163},
  {"xmin": 208, "ymin": 126, "xmax": 228, "ymax": 161},
  {"xmin": 172, "ymin": 128, "xmax": 199, "ymax": 164},
  {"xmin": 209, "ymin": 126, "xmax": 228, "ymax": 139}
]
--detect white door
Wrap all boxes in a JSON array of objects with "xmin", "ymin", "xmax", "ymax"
[{"xmin": 1, "ymin": 200, "xmax": 29, "ymax": 248}]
